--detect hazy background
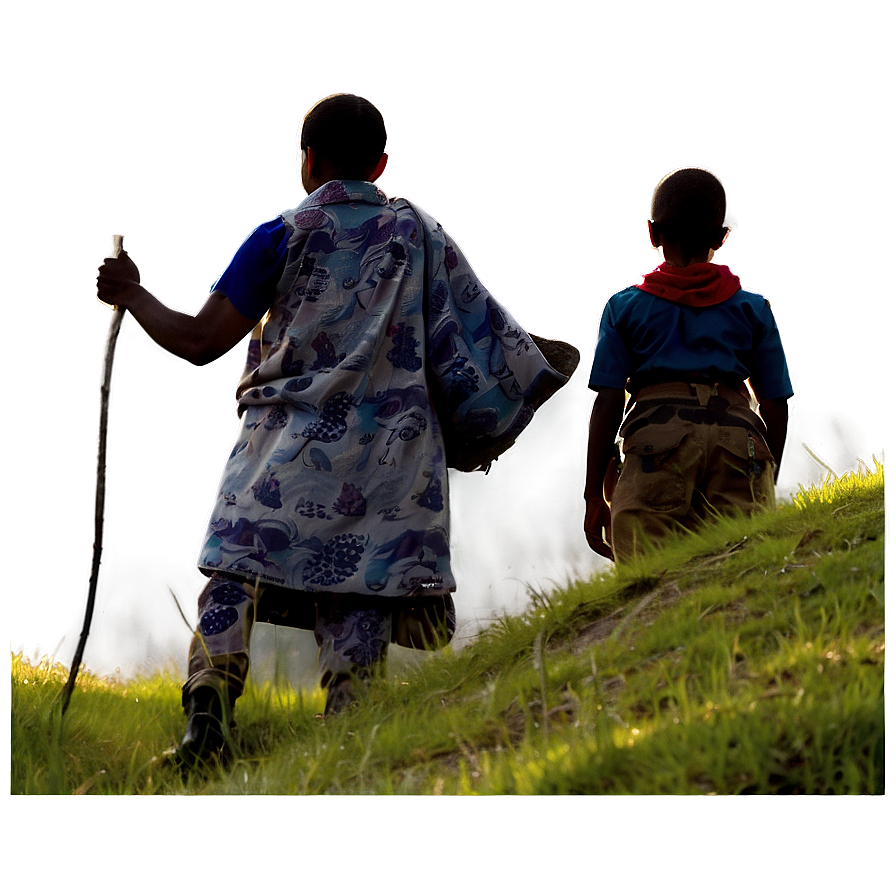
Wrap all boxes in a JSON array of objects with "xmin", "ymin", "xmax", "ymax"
[
  {"xmin": 4, "ymin": 0, "xmax": 890, "ymax": 883},
  {"xmin": 6, "ymin": 1, "xmax": 889, "ymax": 685}
]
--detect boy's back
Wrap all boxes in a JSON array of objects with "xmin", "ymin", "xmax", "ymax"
[
  {"xmin": 590, "ymin": 283, "xmax": 791, "ymax": 398},
  {"xmin": 199, "ymin": 184, "xmax": 454, "ymax": 597},
  {"xmin": 200, "ymin": 186, "xmax": 569, "ymax": 592}
]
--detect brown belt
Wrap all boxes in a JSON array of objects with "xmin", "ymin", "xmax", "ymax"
[{"xmin": 631, "ymin": 381, "xmax": 751, "ymax": 409}]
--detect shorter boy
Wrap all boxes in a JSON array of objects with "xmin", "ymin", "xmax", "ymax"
[{"xmin": 584, "ymin": 168, "xmax": 792, "ymax": 562}]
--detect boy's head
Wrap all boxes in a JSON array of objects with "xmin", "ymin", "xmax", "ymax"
[
  {"xmin": 301, "ymin": 94, "xmax": 388, "ymax": 188},
  {"xmin": 649, "ymin": 168, "xmax": 729, "ymax": 264}
]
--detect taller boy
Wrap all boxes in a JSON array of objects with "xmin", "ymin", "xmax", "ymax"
[
  {"xmin": 585, "ymin": 168, "xmax": 792, "ymax": 562},
  {"xmin": 97, "ymin": 94, "xmax": 572, "ymax": 765}
]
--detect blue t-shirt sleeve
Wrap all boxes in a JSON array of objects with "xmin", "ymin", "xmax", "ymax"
[
  {"xmin": 749, "ymin": 300, "xmax": 794, "ymax": 401},
  {"xmin": 212, "ymin": 218, "xmax": 289, "ymax": 320},
  {"xmin": 589, "ymin": 298, "xmax": 631, "ymax": 391}
]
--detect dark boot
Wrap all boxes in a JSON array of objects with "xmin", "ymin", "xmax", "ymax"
[
  {"xmin": 176, "ymin": 685, "xmax": 232, "ymax": 771},
  {"xmin": 324, "ymin": 673, "xmax": 358, "ymax": 716}
]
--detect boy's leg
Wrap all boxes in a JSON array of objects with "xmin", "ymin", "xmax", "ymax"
[
  {"xmin": 314, "ymin": 594, "xmax": 393, "ymax": 715},
  {"xmin": 184, "ymin": 575, "xmax": 257, "ymax": 703},
  {"xmin": 179, "ymin": 574, "xmax": 258, "ymax": 763}
]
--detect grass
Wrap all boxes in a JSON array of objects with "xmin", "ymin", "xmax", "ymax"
[{"xmin": 10, "ymin": 460, "xmax": 884, "ymax": 796}]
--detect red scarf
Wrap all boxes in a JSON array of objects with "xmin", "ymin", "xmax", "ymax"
[{"xmin": 638, "ymin": 262, "xmax": 741, "ymax": 307}]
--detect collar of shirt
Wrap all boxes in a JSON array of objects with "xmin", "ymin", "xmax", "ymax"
[
  {"xmin": 299, "ymin": 179, "xmax": 389, "ymax": 209},
  {"xmin": 282, "ymin": 180, "xmax": 391, "ymax": 244}
]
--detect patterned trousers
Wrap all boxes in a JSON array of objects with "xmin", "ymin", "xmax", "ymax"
[
  {"xmin": 610, "ymin": 382, "xmax": 777, "ymax": 562},
  {"xmin": 182, "ymin": 574, "xmax": 392, "ymax": 711}
]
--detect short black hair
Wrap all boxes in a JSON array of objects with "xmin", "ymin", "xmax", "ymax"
[
  {"xmin": 301, "ymin": 94, "xmax": 387, "ymax": 179},
  {"xmin": 651, "ymin": 168, "xmax": 727, "ymax": 253}
]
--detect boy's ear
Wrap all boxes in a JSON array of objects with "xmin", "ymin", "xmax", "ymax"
[
  {"xmin": 303, "ymin": 146, "xmax": 316, "ymax": 176},
  {"xmin": 711, "ymin": 226, "xmax": 731, "ymax": 250},
  {"xmin": 647, "ymin": 220, "xmax": 661, "ymax": 248},
  {"xmin": 369, "ymin": 152, "xmax": 388, "ymax": 182}
]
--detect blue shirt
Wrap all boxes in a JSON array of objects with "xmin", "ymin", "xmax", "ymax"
[
  {"xmin": 212, "ymin": 218, "xmax": 290, "ymax": 319},
  {"xmin": 589, "ymin": 285, "xmax": 793, "ymax": 401}
]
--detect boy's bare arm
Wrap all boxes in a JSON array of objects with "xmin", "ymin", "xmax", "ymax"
[
  {"xmin": 758, "ymin": 397, "xmax": 789, "ymax": 482},
  {"xmin": 96, "ymin": 252, "xmax": 260, "ymax": 366},
  {"xmin": 584, "ymin": 388, "xmax": 625, "ymax": 558}
]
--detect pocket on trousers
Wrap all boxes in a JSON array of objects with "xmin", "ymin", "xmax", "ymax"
[
  {"xmin": 717, "ymin": 426, "xmax": 775, "ymax": 480},
  {"xmin": 621, "ymin": 421, "xmax": 688, "ymax": 460},
  {"xmin": 717, "ymin": 427, "xmax": 774, "ymax": 463},
  {"xmin": 617, "ymin": 425, "xmax": 690, "ymax": 514},
  {"xmin": 714, "ymin": 428, "xmax": 776, "ymax": 515}
]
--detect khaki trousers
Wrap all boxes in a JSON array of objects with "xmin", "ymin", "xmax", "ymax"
[{"xmin": 610, "ymin": 382, "xmax": 776, "ymax": 562}]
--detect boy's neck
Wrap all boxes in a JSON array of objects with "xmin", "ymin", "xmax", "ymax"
[{"xmin": 660, "ymin": 246, "xmax": 715, "ymax": 267}]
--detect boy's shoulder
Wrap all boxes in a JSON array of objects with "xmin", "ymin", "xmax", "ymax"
[
  {"xmin": 726, "ymin": 280, "xmax": 766, "ymax": 300},
  {"xmin": 613, "ymin": 283, "xmax": 645, "ymax": 298},
  {"xmin": 606, "ymin": 284, "xmax": 648, "ymax": 307},
  {"xmin": 389, "ymin": 196, "xmax": 442, "ymax": 231},
  {"xmin": 727, "ymin": 286, "xmax": 777, "ymax": 316},
  {"xmin": 604, "ymin": 284, "xmax": 674, "ymax": 319}
]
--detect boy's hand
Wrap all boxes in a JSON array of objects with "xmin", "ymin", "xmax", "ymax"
[
  {"xmin": 97, "ymin": 251, "xmax": 142, "ymax": 309},
  {"xmin": 584, "ymin": 496, "xmax": 614, "ymax": 561},
  {"xmin": 584, "ymin": 388, "xmax": 624, "ymax": 561}
]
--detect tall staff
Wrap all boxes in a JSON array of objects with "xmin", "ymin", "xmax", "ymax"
[{"xmin": 60, "ymin": 235, "xmax": 125, "ymax": 717}]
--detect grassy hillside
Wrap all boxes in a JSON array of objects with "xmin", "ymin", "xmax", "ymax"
[{"xmin": 11, "ymin": 461, "xmax": 884, "ymax": 796}]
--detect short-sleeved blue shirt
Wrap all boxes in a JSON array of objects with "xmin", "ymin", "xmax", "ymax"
[
  {"xmin": 212, "ymin": 218, "xmax": 290, "ymax": 320},
  {"xmin": 589, "ymin": 285, "xmax": 793, "ymax": 401}
]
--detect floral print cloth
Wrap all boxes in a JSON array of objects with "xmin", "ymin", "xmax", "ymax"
[
  {"xmin": 199, "ymin": 180, "xmax": 564, "ymax": 598},
  {"xmin": 313, "ymin": 595, "xmax": 393, "ymax": 684}
]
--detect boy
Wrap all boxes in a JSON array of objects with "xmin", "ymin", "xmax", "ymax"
[
  {"xmin": 97, "ymin": 94, "xmax": 573, "ymax": 767},
  {"xmin": 584, "ymin": 168, "xmax": 792, "ymax": 562}
]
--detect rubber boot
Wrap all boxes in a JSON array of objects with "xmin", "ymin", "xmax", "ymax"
[
  {"xmin": 324, "ymin": 673, "xmax": 358, "ymax": 716},
  {"xmin": 176, "ymin": 685, "xmax": 232, "ymax": 771}
]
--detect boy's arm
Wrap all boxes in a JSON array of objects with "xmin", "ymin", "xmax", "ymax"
[
  {"xmin": 584, "ymin": 387, "xmax": 625, "ymax": 559},
  {"xmin": 757, "ymin": 397, "xmax": 789, "ymax": 483},
  {"xmin": 96, "ymin": 252, "xmax": 260, "ymax": 366}
]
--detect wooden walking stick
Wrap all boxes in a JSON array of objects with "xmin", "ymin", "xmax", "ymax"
[{"xmin": 60, "ymin": 234, "xmax": 126, "ymax": 717}]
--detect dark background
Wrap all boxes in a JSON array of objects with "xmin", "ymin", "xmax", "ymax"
[{"xmin": 0, "ymin": 0, "xmax": 894, "ymax": 892}]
